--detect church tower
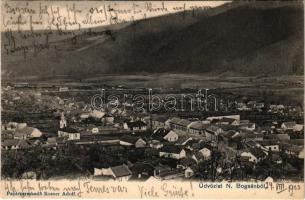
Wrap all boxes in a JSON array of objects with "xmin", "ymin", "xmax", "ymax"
[{"xmin": 60, "ymin": 112, "xmax": 67, "ymax": 129}]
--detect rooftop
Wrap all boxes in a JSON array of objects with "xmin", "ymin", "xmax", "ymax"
[{"xmin": 111, "ymin": 165, "xmax": 132, "ymax": 178}]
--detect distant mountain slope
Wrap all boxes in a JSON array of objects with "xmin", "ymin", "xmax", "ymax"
[
  {"xmin": 1, "ymin": 1, "xmax": 303, "ymax": 78},
  {"xmin": 140, "ymin": 2, "xmax": 303, "ymax": 75}
]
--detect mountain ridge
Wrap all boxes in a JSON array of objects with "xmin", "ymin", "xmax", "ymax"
[{"xmin": 1, "ymin": 1, "xmax": 303, "ymax": 78}]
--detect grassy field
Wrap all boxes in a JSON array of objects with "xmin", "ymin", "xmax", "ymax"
[{"xmin": 3, "ymin": 74, "xmax": 304, "ymax": 104}]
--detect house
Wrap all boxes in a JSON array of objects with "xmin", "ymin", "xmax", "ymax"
[
  {"xmin": 204, "ymin": 125, "xmax": 223, "ymax": 142},
  {"xmin": 153, "ymin": 165, "xmax": 172, "ymax": 177},
  {"xmin": 220, "ymin": 117, "xmax": 239, "ymax": 126},
  {"xmin": 187, "ymin": 121, "xmax": 206, "ymax": 135},
  {"xmin": 191, "ymin": 152, "xmax": 205, "ymax": 163},
  {"xmin": 94, "ymin": 164, "xmax": 132, "ymax": 181},
  {"xmin": 14, "ymin": 127, "xmax": 43, "ymax": 139},
  {"xmin": 2, "ymin": 139, "xmax": 31, "ymax": 150},
  {"xmin": 281, "ymin": 139, "xmax": 304, "ymax": 146},
  {"xmin": 124, "ymin": 120, "xmax": 147, "ymax": 131},
  {"xmin": 211, "ymin": 118, "xmax": 239, "ymax": 126},
  {"xmin": 218, "ymin": 144, "xmax": 237, "ymax": 162},
  {"xmin": 149, "ymin": 140, "xmax": 163, "ymax": 149},
  {"xmin": 1, "ymin": 130, "xmax": 14, "ymax": 140},
  {"xmin": 293, "ymin": 124, "xmax": 304, "ymax": 132},
  {"xmin": 258, "ymin": 140, "xmax": 280, "ymax": 152},
  {"xmin": 4, "ymin": 122, "xmax": 18, "ymax": 131},
  {"xmin": 21, "ymin": 171, "xmax": 37, "ymax": 179},
  {"xmin": 255, "ymin": 102, "xmax": 265, "ymax": 109},
  {"xmin": 185, "ymin": 166, "xmax": 196, "ymax": 178},
  {"xmin": 284, "ymin": 145, "xmax": 304, "ymax": 159},
  {"xmin": 80, "ymin": 113, "xmax": 90, "ymax": 120},
  {"xmin": 163, "ymin": 130, "xmax": 179, "ymax": 142},
  {"xmin": 283, "ymin": 163, "xmax": 298, "ymax": 174},
  {"xmin": 169, "ymin": 118, "xmax": 191, "ymax": 132},
  {"xmin": 153, "ymin": 165, "xmax": 184, "ymax": 180},
  {"xmin": 110, "ymin": 165, "xmax": 132, "ymax": 181},
  {"xmin": 59, "ymin": 87, "xmax": 69, "ymax": 92},
  {"xmin": 58, "ymin": 127, "xmax": 80, "ymax": 140},
  {"xmin": 219, "ymin": 130, "xmax": 241, "ymax": 144},
  {"xmin": 130, "ymin": 163, "xmax": 155, "ymax": 180},
  {"xmin": 237, "ymin": 103, "xmax": 251, "ymax": 111},
  {"xmin": 239, "ymin": 122, "xmax": 256, "ymax": 131},
  {"xmin": 46, "ymin": 137, "xmax": 66, "ymax": 146},
  {"xmin": 159, "ymin": 145, "xmax": 186, "ymax": 160},
  {"xmin": 90, "ymin": 110, "xmax": 105, "ymax": 119},
  {"xmin": 91, "ymin": 127, "xmax": 99, "ymax": 134},
  {"xmin": 271, "ymin": 154, "xmax": 283, "ymax": 164},
  {"xmin": 206, "ymin": 115, "xmax": 240, "ymax": 122},
  {"xmin": 199, "ymin": 147, "xmax": 212, "ymax": 160},
  {"xmin": 247, "ymin": 101, "xmax": 257, "ymax": 108},
  {"xmin": 103, "ymin": 114, "xmax": 114, "ymax": 124},
  {"xmin": 240, "ymin": 148, "xmax": 266, "ymax": 163},
  {"xmin": 168, "ymin": 117, "xmax": 181, "ymax": 129},
  {"xmin": 175, "ymin": 136, "xmax": 195, "ymax": 147},
  {"xmin": 281, "ymin": 122, "xmax": 304, "ymax": 132},
  {"xmin": 151, "ymin": 115, "xmax": 168, "ymax": 129},
  {"xmin": 152, "ymin": 128, "xmax": 179, "ymax": 142},
  {"xmin": 119, "ymin": 136, "xmax": 146, "ymax": 148},
  {"xmin": 16, "ymin": 123, "xmax": 27, "ymax": 129},
  {"xmin": 281, "ymin": 122, "xmax": 296, "ymax": 130},
  {"xmin": 241, "ymin": 130, "xmax": 264, "ymax": 142},
  {"xmin": 177, "ymin": 158, "xmax": 197, "ymax": 169},
  {"xmin": 247, "ymin": 101, "xmax": 264, "ymax": 110},
  {"xmin": 244, "ymin": 140, "xmax": 260, "ymax": 149}
]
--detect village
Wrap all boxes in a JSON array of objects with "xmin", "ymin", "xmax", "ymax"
[{"xmin": 1, "ymin": 83, "xmax": 304, "ymax": 181}]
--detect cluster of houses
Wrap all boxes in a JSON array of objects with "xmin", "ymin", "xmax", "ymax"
[
  {"xmin": 1, "ymin": 86, "xmax": 304, "ymax": 181},
  {"xmin": 1, "ymin": 122, "xmax": 43, "ymax": 150},
  {"xmin": 2, "ymin": 109, "xmax": 303, "ymax": 181}
]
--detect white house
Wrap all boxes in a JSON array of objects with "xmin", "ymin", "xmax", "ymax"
[
  {"xmin": 58, "ymin": 127, "xmax": 80, "ymax": 140},
  {"xmin": 80, "ymin": 113, "xmax": 90, "ymax": 120},
  {"xmin": 163, "ymin": 130, "xmax": 179, "ymax": 142},
  {"xmin": 185, "ymin": 167, "xmax": 195, "ymax": 178},
  {"xmin": 119, "ymin": 136, "xmax": 146, "ymax": 148},
  {"xmin": 281, "ymin": 122, "xmax": 304, "ymax": 132},
  {"xmin": 240, "ymin": 148, "xmax": 266, "ymax": 163},
  {"xmin": 14, "ymin": 127, "xmax": 43, "ymax": 139},
  {"xmin": 258, "ymin": 141, "xmax": 280, "ymax": 152},
  {"xmin": 199, "ymin": 147, "xmax": 212, "ymax": 160},
  {"xmin": 90, "ymin": 110, "xmax": 105, "ymax": 119},
  {"xmin": 152, "ymin": 128, "xmax": 179, "ymax": 142},
  {"xmin": 91, "ymin": 127, "xmax": 99, "ymax": 133}
]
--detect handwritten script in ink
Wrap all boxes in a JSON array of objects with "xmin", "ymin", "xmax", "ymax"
[{"xmin": 1, "ymin": 1, "xmax": 214, "ymax": 58}]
